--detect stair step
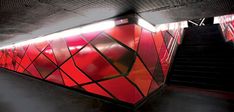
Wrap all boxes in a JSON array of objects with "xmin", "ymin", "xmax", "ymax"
[
  {"xmin": 182, "ymin": 42, "xmax": 226, "ymax": 45},
  {"xmin": 174, "ymin": 64, "xmax": 233, "ymax": 68},
  {"xmin": 172, "ymin": 69, "xmax": 232, "ymax": 76},
  {"xmin": 169, "ymin": 24, "xmax": 234, "ymax": 91},
  {"xmin": 174, "ymin": 65, "xmax": 231, "ymax": 69},
  {"xmin": 177, "ymin": 53, "xmax": 231, "ymax": 57},
  {"xmin": 177, "ymin": 49, "xmax": 231, "ymax": 52},
  {"xmin": 170, "ymin": 75, "xmax": 234, "ymax": 86},
  {"xmin": 169, "ymin": 80, "xmax": 234, "ymax": 91},
  {"xmin": 171, "ymin": 73, "xmax": 234, "ymax": 80},
  {"xmin": 174, "ymin": 61, "xmax": 232, "ymax": 66},
  {"xmin": 172, "ymin": 69, "xmax": 232, "ymax": 74},
  {"xmin": 176, "ymin": 57, "xmax": 234, "ymax": 60}
]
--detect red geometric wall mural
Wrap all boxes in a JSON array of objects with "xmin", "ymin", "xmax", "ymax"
[
  {"xmin": 0, "ymin": 17, "xmax": 184, "ymax": 105},
  {"xmin": 216, "ymin": 14, "xmax": 234, "ymax": 43}
]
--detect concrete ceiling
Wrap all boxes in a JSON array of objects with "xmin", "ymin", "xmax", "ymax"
[{"xmin": 0, "ymin": 0, "xmax": 234, "ymax": 46}]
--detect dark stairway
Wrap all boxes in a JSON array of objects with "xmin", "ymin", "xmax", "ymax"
[{"xmin": 169, "ymin": 24, "xmax": 234, "ymax": 91}]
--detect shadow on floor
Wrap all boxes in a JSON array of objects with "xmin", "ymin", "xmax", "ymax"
[{"xmin": 0, "ymin": 68, "xmax": 233, "ymax": 112}]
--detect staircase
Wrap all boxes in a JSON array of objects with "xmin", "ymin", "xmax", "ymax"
[{"xmin": 169, "ymin": 24, "xmax": 234, "ymax": 91}]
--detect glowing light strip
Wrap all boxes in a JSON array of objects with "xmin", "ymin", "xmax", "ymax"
[
  {"xmin": 0, "ymin": 20, "xmax": 115, "ymax": 50},
  {"xmin": 214, "ymin": 17, "xmax": 220, "ymax": 24},
  {"xmin": 156, "ymin": 24, "xmax": 168, "ymax": 32},
  {"xmin": 138, "ymin": 18, "xmax": 156, "ymax": 32},
  {"xmin": 155, "ymin": 21, "xmax": 188, "ymax": 32},
  {"xmin": 138, "ymin": 18, "xmax": 188, "ymax": 32},
  {"xmin": 214, "ymin": 14, "xmax": 234, "ymax": 24},
  {"xmin": 222, "ymin": 15, "xmax": 234, "ymax": 22},
  {"xmin": 81, "ymin": 21, "xmax": 115, "ymax": 33},
  {"xmin": 181, "ymin": 21, "xmax": 188, "ymax": 28}
]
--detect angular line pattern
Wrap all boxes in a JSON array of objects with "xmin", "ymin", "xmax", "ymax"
[
  {"xmin": 218, "ymin": 14, "xmax": 234, "ymax": 42},
  {"xmin": 0, "ymin": 23, "xmax": 183, "ymax": 104}
]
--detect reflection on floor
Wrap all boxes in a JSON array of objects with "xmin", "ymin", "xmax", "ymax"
[
  {"xmin": 139, "ymin": 84, "xmax": 234, "ymax": 112},
  {"xmin": 0, "ymin": 68, "xmax": 234, "ymax": 112}
]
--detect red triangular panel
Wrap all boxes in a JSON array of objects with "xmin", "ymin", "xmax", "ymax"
[
  {"xmin": 15, "ymin": 46, "xmax": 26, "ymax": 60},
  {"xmin": 0, "ymin": 51, "xmax": 3, "ymax": 58},
  {"xmin": 46, "ymin": 69, "xmax": 64, "ymax": 85},
  {"xmin": 50, "ymin": 38, "xmax": 71, "ymax": 66},
  {"xmin": 127, "ymin": 57, "xmax": 152, "ymax": 96},
  {"xmin": 134, "ymin": 25, "xmax": 142, "ymax": 50},
  {"xmin": 26, "ymin": 45, "xmax": 41, "ymax": 61},
  {"xmin": 82, "ymin": 31, "xmax": 101, "ymax": 42},
  {"xmin": 60, "ymin": 58, "xmax": 92, "ymax": 84},
  {"xmin": 60, "ymin": 70, "xmax": 77, "ymax": 87},
  {"xmin": 99, "ymin": 77, "xmax": 143, "ymax": 104},
  {"xmin": 14, "ymin": 62, "xmax": 20, "ymax": 71},
  {"xmin": 6, "ymin": 49, "xmax": 13, "ymax": 58},
  {"xmin": 138, "ymin": 29, "xmax": 159, "ymax": 76},
  {"xmin": 73, "ymin": 44, "xmax": 120, "ymax": 80},
  {"xmin": 27, "ymin": 64, "xmax": 42, "ymax": 79},
  {"xmin": 17, "ymin": 65, "xmax": 25, "ymax": 73},
  {"xmin": 15, "ymin": 56, "xmax": 22, "ymax": 64},
  {"xmin": 23, "ymin": 70, "xmax": 31, "ymax": 76},
  {"xmin": 35, "ymin": 41, "xmax": 49, "ymax": 52},
  {"xmin": 42, "ymin": 45, "xmax": 57, "ymax": 65},
  {"xmin": 91, "ymin": 34, "xmax": 136, "ymax": 74},
  {"xmin": 82, "ymin": 83, "xmax": 112, "ymax": 98},
  {"xmin": 6, "ymin": 55, "xmax": 13, "ymax": 70},
  {"xmin": 22, "ymin": 45, "xmax": 29, "ymax": 51},
  {"xmin": 105, "ymin": 24, "xmax": 135, "ymax": 50},
  {"xmin": 153, "ymin": 32, "xmax": 164, "ymax": 54},
  {"xmin": 33, "ymin": 54, "xmax": 57, "ymax": 78},
  {"xmin": 65, "ymin": 35, "xmax": 87, "ymax": 55},
  {"xmin": 148, "ymin": 79, "xmax": 159, "ymax": 94},
  {"xmin": 20, "ymin": 54, "xmax": 32, "ymax": 69}
]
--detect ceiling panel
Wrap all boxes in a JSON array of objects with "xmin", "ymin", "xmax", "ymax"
[{"xmin": 0, "ymin": 0, "xmax": 233, "ymax": 46}]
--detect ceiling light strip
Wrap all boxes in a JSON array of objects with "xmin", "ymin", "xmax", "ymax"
[{"xmin": 0, "ymin": 20, "xmax": 116, "ymax": 50}]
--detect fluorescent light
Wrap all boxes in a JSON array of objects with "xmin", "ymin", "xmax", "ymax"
[
  {"xmin": 81, "ymin": 21, "xmax": 115, "ymax": 33},
  {"xmin": 213, "ymin": 17, "xmax": 220, "ymax": 24},
  {"xmin": 155, "ymin": 21, "xmax": 188, "ymax": 32},
  {"xmin": 57, "ymin": 28, "xmax": 81, "ymax": 38},
  {"xmin": 138, "ymin": 18, "xmax": 156, "ymax": 32},
  {"xmin": 181, "ymin": 21, "xmax": 188, "ymax": 28},
  {"xmin": 0, "ymin": 20, "xmax": 115, "ymax": 50},
  {"xmin": 169, "ymin": 23, "xmax": 176, "ymax": 30},
  {"xmin": 155, "ymin": 24, "xmax": 168, "ymax": 32}
]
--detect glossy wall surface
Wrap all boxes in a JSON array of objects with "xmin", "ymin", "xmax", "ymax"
[
  {"xmin": 217, "ymin": 14, "xmax": 234, "ymax": 42},
  {"xmin": 0, "ymin": 23, "xmax": 183, "ymax": 105}
]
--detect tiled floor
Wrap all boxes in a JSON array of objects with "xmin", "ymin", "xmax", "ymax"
[{"xmin": 0, "ymin": 68, "xmax": 233, "ymax": 112}]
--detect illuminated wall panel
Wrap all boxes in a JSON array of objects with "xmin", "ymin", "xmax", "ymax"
[
  {"xmin": 216, "ymin": 14, "xmax": 234, "ymax": 42},
  {"xmin": 0, "ymin": 17, "xmax": 184, "ymax": 105}
]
